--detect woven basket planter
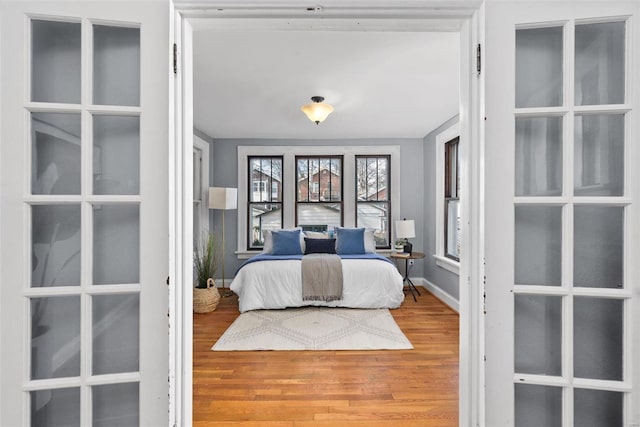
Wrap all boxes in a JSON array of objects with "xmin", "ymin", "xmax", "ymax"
[{"xmin": 193, "ymin": 278, "xmax": 221, "ymax": 313}]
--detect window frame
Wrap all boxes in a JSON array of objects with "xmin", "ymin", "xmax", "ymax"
[
  {"xmin": 193, "ymin": 135, "xmax": 210, "ymax": 247},
  {"xmin": 434, "ymin": 122, "xmax": 461, "ymax": 274},
  {"xmin": 444, "ymin": 137, "xmax": 460, "ymax": 261},
  {"xmin": 237, "ymin": 145, "xmax": 401, "ymax": 257},
  {"xmin": 247, "ymin": 155, "xmax": 284, "ymax": 250},
  {"xmin": 355, "ymin": 154, "xmax": 392, "ymax": 249}
]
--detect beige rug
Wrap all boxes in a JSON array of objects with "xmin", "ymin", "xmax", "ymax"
[{"xmin": 212, "ymin": 307, "xmax": 413, "ymax": 351}]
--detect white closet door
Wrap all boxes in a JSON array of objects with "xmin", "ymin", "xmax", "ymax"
[
  {"xmin": 0, "ymin": 2, "xmax": 169, "ymax": 426},
  {"xmin": 484, "ymin": 1, "xmax": 639, "ymax": 426}
]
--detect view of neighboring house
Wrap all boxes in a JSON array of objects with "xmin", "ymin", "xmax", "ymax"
[
  {"xmin": 251, "ymin": 158, "xmax": 393, "ymax": 246},
  {"xmin": 359, "ymin": 186, "xmax": 387, "ymax": 202},
  {"xmin": 298, "ymin": 167, "xmax": 341, "ymax": 202},
  {"xmin": 356, "ymin": 185, "xmax": 389, "ymax": 246},
  {"xmin": 251, "ymin": 168, "xmax": 281, "ymax": 203},
  {"xmin": 249, "ymin": 165, "xmax": 282, "ymax": 247}
]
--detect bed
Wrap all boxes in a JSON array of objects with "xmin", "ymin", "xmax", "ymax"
[{"xmin": 230, "ymin": 227, "xmax": 405, "ymax": 313}]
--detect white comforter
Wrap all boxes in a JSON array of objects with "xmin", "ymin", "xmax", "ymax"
[{"xmin": 230, "ymin": 258, "xmax": 405, "ymax": 313}]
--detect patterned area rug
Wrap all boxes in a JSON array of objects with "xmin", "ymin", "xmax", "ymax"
[{"xmin": 212, "ymin": 307, "xmax": 413, "ymax": 351}]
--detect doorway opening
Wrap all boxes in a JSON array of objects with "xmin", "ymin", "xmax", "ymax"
[{"xmin": 173, "ymin": 4, "xmax": 484, "ymax": 426}]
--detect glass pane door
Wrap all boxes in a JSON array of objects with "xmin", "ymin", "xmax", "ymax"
[
  {"xmin": 483, "ymin": 2, "xmax": 639, "ymax": 425},
  {"xmin": 29, "ymin": 18, "xmax": 143, "ymax": 426},
  {"xmin": 513, "ymin": 17, "xmax": 630, "ymax": 427},
  {"xmin": 1, "ymin": 2, "xmax": 169, "ymax": 425}
]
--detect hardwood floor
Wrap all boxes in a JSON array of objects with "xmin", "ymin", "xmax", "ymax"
[{"xmin": 193, "ymin": 287, "xmax": 459, "ymax": 426}]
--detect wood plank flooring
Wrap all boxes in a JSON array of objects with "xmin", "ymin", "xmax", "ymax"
[{"xmin": 193, "ymin": 287, "xmax": 459, "ymax": 426}]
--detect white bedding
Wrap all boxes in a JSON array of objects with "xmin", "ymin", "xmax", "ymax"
[{"xmin": 230, "ymin": 258, "xmax": 405, "ymax": 313}]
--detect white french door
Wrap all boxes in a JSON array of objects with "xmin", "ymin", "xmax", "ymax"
[
  {"xmin": 0, "ymin": 2, "xmax": 169, "ymax": 426},
  {"xmin": 484, "ymin": 1, "xmax": 640, "ymax": 426}
]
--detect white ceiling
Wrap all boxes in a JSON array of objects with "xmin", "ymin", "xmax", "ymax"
[{"xmin": 193, "ymin": 30, "xmax": 459, "ymax": 139}]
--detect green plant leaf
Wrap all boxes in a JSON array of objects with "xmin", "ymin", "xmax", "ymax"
[{"xmin": 194, "ymin": 231, "xmax": 222, "ymax": 288}]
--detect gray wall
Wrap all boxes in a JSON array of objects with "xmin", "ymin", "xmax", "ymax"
[
  {"xmin": 422, "ymin": 115, "xmax": 460, "ymax": 300},
  {"xmin": 210, "ymin": 138, "xmax": 425, "ymax": 278},
  {"xmin": 194, "ymin": 128, "xmax": 213, "ymax": 144}
]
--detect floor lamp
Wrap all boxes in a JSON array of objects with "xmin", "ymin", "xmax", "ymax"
[{"xmin": 209, "ymin": 187, "xmax": 237, "ymax": 296}]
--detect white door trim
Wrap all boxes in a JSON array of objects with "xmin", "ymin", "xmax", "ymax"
[
  {"xmin": 170, "ymin": 3, "xmax": 484, "ymax": 427},
  {"xmin": 459, "ymin": 4, "xmax": 486, "ymax": 425},
  {"xmin": 168, "ymin": 6, "xmax": 195, "ymax": 427}
]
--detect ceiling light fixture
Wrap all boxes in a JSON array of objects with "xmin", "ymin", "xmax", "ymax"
[{"xmin": 301, "ymin": 96, "xmax": 334, "ymax": 125}]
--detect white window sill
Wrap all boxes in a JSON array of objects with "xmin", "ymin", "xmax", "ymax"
[{"xmin": 434, "ymin": 255, "xmax": 460, "ymax": 275}]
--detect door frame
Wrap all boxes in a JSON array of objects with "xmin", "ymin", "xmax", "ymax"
[{"xmin": 169, "ymin": 2, "xmax": 485, "ymax": 426}]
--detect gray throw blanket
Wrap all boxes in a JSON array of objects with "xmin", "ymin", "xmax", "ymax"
[{"xmin": 301, "ymin": 254, "xmax": 343, "ymax": 301}]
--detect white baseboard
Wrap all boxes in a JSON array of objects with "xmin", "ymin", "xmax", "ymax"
[
  {"xmin": 215, "ymin": 278, "xmax": 232, "ymax": 288},
  {"xmin": 410, "ymin": 277, "xmax": 460, "ymax": 313}
]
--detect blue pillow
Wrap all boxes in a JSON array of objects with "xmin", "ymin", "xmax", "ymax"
[
  {"xmin": 304, "ymin": 237, "xmax": 336, "ymax": 254},
  {"xmin": 271, "ymin": 229, "xmax": 303, "ymax": 255},
  {"xmin": 336, "ymin": 227, "xmax": 366, "ymax": 255}
]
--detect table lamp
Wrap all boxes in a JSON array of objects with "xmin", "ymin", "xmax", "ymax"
[{"xmin": 395, "ymin": 219, "xmax": 415, "ymax": 254}]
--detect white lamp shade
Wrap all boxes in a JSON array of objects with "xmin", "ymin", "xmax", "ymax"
[
  {"xmin": 395, "ymin": 219, "xmax": 415, "ymax": 239},
  {"xmin": 301, "ymin": 100, "xmax": 334, "ymax": 124},
  {"xmin": 209, "ymin": 187, "xmax": 237, "ymax": 210}
]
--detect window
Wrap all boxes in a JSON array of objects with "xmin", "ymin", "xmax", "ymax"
[
  {"xmin": 193, "ymin": 135, "xmax": 209, "ymax": 248},
  {"xmin": 252, "ymin": 180, "xmax": 267, "ymax": 194},
  {"xmin": 444, "ymin": 137, "xmax": 460, "ymax": 261},
  {"xmin": 434, "ymin": 122, "xmax": 460, "ymax": 273},
  {"xmin": 248, "ymin": 156, "xmax": 283, "ymax": 249},
  {"xmin": 356, "ymin": 155, "xmax": 391, "ymax": 248},
  {"xmin": 296, "ymin": 156, "xmax": 343, "ymax": 231},
  {"xmin": 237, "ymin": 146, "xmax": 400, "ymax": 255}
]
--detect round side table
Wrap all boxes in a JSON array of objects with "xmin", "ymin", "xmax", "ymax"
[{"xmin": 390, "ymin": 251, "xmax": 425, "ymax": 302}]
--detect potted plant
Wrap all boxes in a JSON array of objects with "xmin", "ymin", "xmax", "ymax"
[
  {"xmin": 193, "ymin": 231, "xmax": 222, "ymax": 313},
  {"xmin": 394, "ymin": 238, "xmax": 407, "ymax": 251}
]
